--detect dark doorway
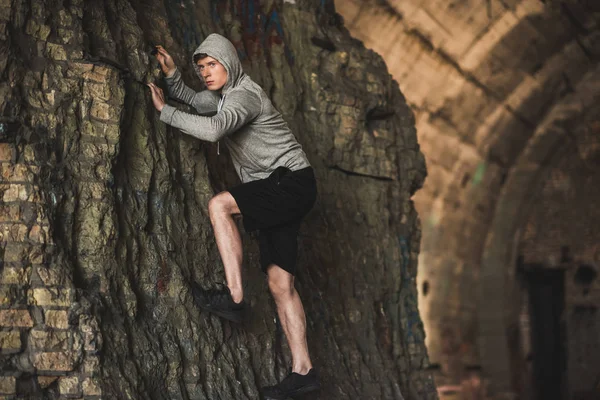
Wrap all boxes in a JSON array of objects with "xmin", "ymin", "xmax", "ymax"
[{"xmin": 525, "ymin": 267, "xmax": 566, "ymax": 400}]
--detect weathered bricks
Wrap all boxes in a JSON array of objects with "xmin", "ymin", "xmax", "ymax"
[
  {"xmin": 58, "ymin": 376, "xmax": 80, "ymax": 396},
  {"xmin": 35, "ymin": 266, "xmax": 65, "ymax": 286},
  {"xmin": 0, "ymin": 331, "xmax": 21, "ymax": 353},
  {"xmin": 29, "ymin": 329, "xmax": 70, "ymax": 351},
  {"xmin": 2, "ymin": 242, "xmax": 28, "ymax": 262},
  {"xmin": 0, "ymin": 285, "xmax": 28, "ymax": 307},
  {"xmin": 0, "ymin": 203, "xmax": 45, "ymax": 224},
  {"xmin": 37, "ymin": 376, "xmax": 58, "ymax": 389},
  {"xmin": 0, "ymin": 163, "xmax": 38, "ymax": 182},
  {"xmin": 31, "ymin": 288, "xmax": 72, "ymax": 307},
  {"xmin": 0, "ymin": 309, "xmax": 33, "ymax": 327},
  {"xmin": 0, "ymin": 182, "xmax": 42, "ymax": 203},
  {"xmin": 0, "ymin": 376, "xmax": 15, "ymax": 395},
  {"xmin": 44, "ymin": 310, "xmax": 69, "ymax": 329},
  {"xmin": 81, "ymin": 65, "xmax": 110, "ymax": 83},
  {"xmin": 1, "ymin": 14, "xmax": 106, "ymax": 400},
  {"xmin": 33, "ymin": 352, "xmax": 75, "ymax": 372},
  {"xmin": 0, "ymin": 204, "xmax": 21, "ymax": 220},
  {"xmin": 82, "ymin": 356, "xmax": 99, "ymax": 375},
  {"xmin": 1, "ymin": 265, "xmax": 31, "ymax": 285},
  {"xmin": 82, "ymin": 377, "xmax": 101, "ymax": 395},
  {"xmin": 0, "ymin": 223, "xmax": 28, "ymax": 242},
  {"xmin": 0, "ymin": 143, "xmax": 14, "ymax": 162}
]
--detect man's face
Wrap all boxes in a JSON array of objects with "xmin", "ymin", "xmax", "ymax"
[{"xmin": 197, "ymin": 56, "xmax": 227, "ymax": 91}]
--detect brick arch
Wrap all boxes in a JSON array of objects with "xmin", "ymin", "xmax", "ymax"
[
  {"xmin": 478, "ymin": 65, "xmax": 600, "ymax": 395},
  {"xmin": 335, "ymin": 1, "xmax": 600, "ymax": 387}
]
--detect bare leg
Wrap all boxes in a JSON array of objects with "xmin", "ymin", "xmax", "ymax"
[
  {"xmin": 208, "ymin": 191, "xmax": 244, "ymax": 303},
  {"xmin": 267, "ymin": 264, "xmax": 313, "ymax": 374}
]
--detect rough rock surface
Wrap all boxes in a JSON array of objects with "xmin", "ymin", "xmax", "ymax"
[{"xmin": 0, "ymin": 0, "xmax": 434, "ymax": 399}]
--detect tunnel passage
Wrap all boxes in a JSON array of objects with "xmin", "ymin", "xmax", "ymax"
[
  {"xmin": 336, "ymin": 0, "xmax": 600, "ymax": 399},
  {"xmin": 520, "ymin": 266, "xmax": 566, "ymax": 400}
]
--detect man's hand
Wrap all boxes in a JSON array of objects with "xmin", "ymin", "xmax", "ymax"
[
  {"xmin": 154, "ymin": 45, "xmax": 176, "ymax": 76},
  {"xmin": 147, "ymin": 83, "xmax": 166, "ymax": 112}
]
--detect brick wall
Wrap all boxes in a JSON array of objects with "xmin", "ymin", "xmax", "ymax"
[
  {"xmin": 519, "ymin": 121, "xmax": 600, "ymax": 399},
  {"xmin": 0, "ymin": 140, "xmax": 102, "ymax": 398}
]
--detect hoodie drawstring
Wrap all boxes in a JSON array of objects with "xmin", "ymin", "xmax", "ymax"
[{"xmin": 217, "ymin": 95, "xmax": 225, "ymax": 155}]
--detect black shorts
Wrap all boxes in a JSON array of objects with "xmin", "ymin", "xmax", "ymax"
[{"xmin": 228, "ymin": 166, "xmax": 317, "ymax": 275}]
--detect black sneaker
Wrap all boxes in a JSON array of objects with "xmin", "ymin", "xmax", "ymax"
[
  {"xmin": 190, "ymin": 283, "xmax": 247, "ymax": 323},
  {"xmin": 262, "ymin": 368, "xmax": 320, "ymax": 399}
]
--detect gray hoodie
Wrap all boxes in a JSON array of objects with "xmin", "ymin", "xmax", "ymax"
[{"xmin": 159, "ymin": 33, "xmax": 311, "ymax": 183}]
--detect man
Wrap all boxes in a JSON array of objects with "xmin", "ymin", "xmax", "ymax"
[{"xmin": 147, "ymin": 33, "xmax": 319, "ymax": 399}]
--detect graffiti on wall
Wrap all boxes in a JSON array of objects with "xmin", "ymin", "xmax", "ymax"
[{"xmin": 210, "ymin": 0, "xmax": 294, "ymax": 65}]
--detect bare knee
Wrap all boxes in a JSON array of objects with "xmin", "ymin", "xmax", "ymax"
[
  {"xmin": 268, "ymin": 268, "xmax": 295, "ymax": 300},
  {"xmin": 208, "ymin": 192, "xmax": 238, "ymax": 221}
]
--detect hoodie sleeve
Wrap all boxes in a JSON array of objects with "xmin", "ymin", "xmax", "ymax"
[
  {"xmin": 164, "ymin": 68, "xmax": 220, "ymax": 115},
  {"xmin": 159, "ymin": 89, "xmax": 262, "ymax": 142}
]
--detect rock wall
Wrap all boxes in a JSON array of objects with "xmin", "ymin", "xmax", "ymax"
[{"xmin": 0, "ymin": 0, "xmax": 435, "ymax": 398}]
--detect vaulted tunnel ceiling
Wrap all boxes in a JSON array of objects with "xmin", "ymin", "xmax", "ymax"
[{"xmin": 334, "ymin": 0, "xmax": 600, "ymax": 397}]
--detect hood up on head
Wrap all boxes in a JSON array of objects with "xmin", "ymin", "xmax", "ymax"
[{"xmin": 193, "ymin": 33, "xmax": 245, "ymax": 95}]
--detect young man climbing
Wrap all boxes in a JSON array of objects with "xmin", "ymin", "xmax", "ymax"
[{"xmin": 147, "ymin": 33, "xmax": 320, "ymax": 399}]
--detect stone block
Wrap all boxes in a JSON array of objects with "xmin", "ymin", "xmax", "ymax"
[
  {"xmin": 29, "ymin": 224, "xmax": 49, "ymax": 243},
  {"xmin": 25, "ymin": 20, "xmax": 50, "ymax": 41},
  {"xmin": 45, "ymin": 310, "xmax": 69, "ymax": 329},
  {"xmin": 81, "ymin": 142, "xmax": 114, "ymax": 160},
  {"xmin": 1, "ymin": 183, "xmax": 39, "ymax": 203},
  {"xmin": 0, "ymin": 223, "xmax": 28, "ymax": 242},
  {"xmin": 1, "ymin": 266, "xmax": 31, "ymax": 285},
  {"xmin": 35, "ymin": 266, "xmax": 66, "ymax": 286},
  {"xmin": 82, "ymin": 356, "xmax": 99, "ymax": 375},
  {"xmin": 83, "ymin": 331, "xmax": 97, "ymax": 351},
  {"xmin": 46, "ymin": 43, "xmax": 67, "ymax": 61},
  {"xmin": 0, "ymin": 376, "xmax": 15, "ymax": 394},
  {"xmin": 0, "ymin": 285, "xmax": 28, "ymax": 307},
  {"xmin": 0, "ymin": 164, "xmax": 37, "ymax": 182},
  {"xmin": 68, "ymin": 62, "xmax": 93, "ymax": 75},
  {"xmin": 83, "ymin": 66, "xmax": 111, "ymax": 83},
  {"xmin": 29, "ymin": 329, "xmax": 70, "ymax": 351},
  {"xmin": 83, "ymin": 81, "xmax": 111, "ymax": 102},
  {"xmin": 33, "ymin": 352, "xmax": 75, "ymax": 372},
  {"xmin": 58, "ymin": 376, "xmax": 80, "ymax": 396},
  {"xmin": 31, "ymin": 288, "xmax": 72, "ymax": 307},
  {"xmin": 89, "ymin": 100, "xmax": 114, "ymax": 121},
  {"xmin": 57, "ymin": 28, "xmax": 74, "ymax": 44},
  {"xmin": 0, "ymin": 309, "xmax": 33, "ymax": 327},
  {"xmin": 57, "ymin": 9, "xmax": 72, "ymax": 26},
  {"xmin": 21, "ymin": 145, "xmax": 36, "ymax": 164},
  {"xmin": 0, "ymin": 203, "xmax": 20, "ymax": 221},
  {"xmin": 0, "ymin": 331, "xmax": 21, "ymax": 353},
  {"xmin": 2, "ymin": 242, "xmax": 28, "ymax": 262},
  {"xmin": 37, "ymin": 376, "xmax": 58, "ymax": 389},
  {"xmin": 81, "ymin": 120, "xmax": 120, "ymax": 141},
  {"xmin": 68, "ymin": 49, "xmax": 83, "ymax": 59},
  {"xmin": 0, "ymin": 144, "xmax": 14, "ymax": 162},
  {"xmin": 1, "ymin": 183, "xmax": 24, "ymax": 202},
  {"xmin": 82, "ymin": 377, "xmax": 101, "ymax": 395}
]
